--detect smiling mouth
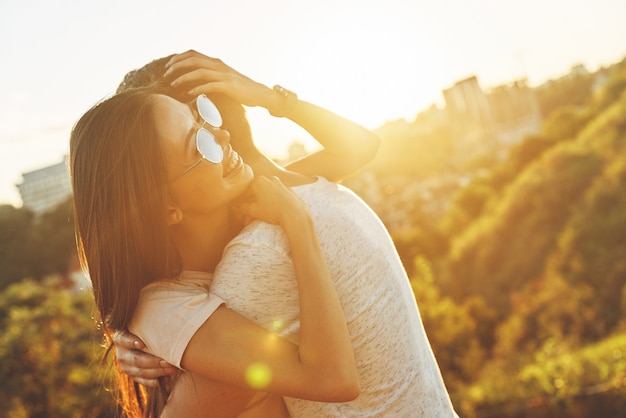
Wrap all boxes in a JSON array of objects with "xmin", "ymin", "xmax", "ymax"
[{"xmin": 223, "ymin": 147, "xmax": 242, "ymax": 177}]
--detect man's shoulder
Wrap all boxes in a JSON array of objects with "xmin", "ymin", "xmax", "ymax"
[{"xmin": 228, "ymin": 220, "xmax": 288, "ymax": 249}]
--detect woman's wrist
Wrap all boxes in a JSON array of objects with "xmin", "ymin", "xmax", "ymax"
[
  {"xmin": 280, "ymin": 209, "xmax": 313, "ymax": 237},
  {"xmin": 267, "ymin": 85, "xmax": 298, "ymax": 118}
]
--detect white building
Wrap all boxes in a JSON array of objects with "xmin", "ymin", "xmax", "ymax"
[{"xmin": 17, "ymin": 157, "xmax": 72, "ymax": 217}]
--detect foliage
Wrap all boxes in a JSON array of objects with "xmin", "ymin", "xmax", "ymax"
[
  {"xmin": 459, "ymin": 333, "xmax": 626, "ymax": 418},
  {"xmin": 376, "ymin": 56, "xmax": 626, "ymax": 417},
  {"xmin": 592, "ymin": 57, "xmax": 626, "ymax": 113},
  {"xmin": 392, "ymin": 225, "xmax": 449, "ymax": 276},
  {"xmin": 540, "ymin": 105, "xmax": 593, "ymax": 143},
  {"xmin": 0, "ymin": 205, "xmax": 36, "ymax": 290},
  {"xmin": 0, "ymin": 198, "xmax": 76, "ymax": 291},
  {"xmin": 447, "ymin": 143, "xmax": 604, "ymax": 314},
  {"xmin": 443, "ymin": 64, "xmax": 626, "ymax": 314},
  {"xmin": 439, "ymin": 172, "xmax": 496, "ymax": 239},
  {"xmin": 31, "ymin": 198, "xmax": 76, "ymax": 280},
  {"xmin": 409, "ymin": 257, "xmax": 492, "ymax": 391},
  {"xmin": 493, "ymin": 274, "xmax": 600, "ymax": 361},
  {"xmin": 534, "ymin": 68, "xmax": 594, "ymax": 120},
  {"xmin": 0, "ymin": 53, "xmax": 625, "ymax": 418},
  {"xmin": 578, "ymin": 87, "xmax": 626, "ymax": 157},
  {"xmin": 551, "ymin": 155, "xmax": 626, "ymax": 331},
  {"xmin": 370, "ymin": 113, "xmax": 456, "ymax": 178},
  {"xmin": 0, "ymin": 279, "xmax": 115, "ymax": 417}
]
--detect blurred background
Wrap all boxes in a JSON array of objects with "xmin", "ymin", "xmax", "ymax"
[{"xmin": 1, "ymin": 0, "xmax": 625, "ymax": 416}]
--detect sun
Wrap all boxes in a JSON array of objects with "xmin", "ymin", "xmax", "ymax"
[
  {"xmin": 246, "ymin": 4, "xmax": 446, "ymax": 160},
  {"xmin": 281, "ymin": 8, "xmax": 441, "ymax": 129}
]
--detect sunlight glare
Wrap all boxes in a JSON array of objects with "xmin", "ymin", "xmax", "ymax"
[
  {"xmin": 245, "ymin": 362, "xmax": 273, "ymax": 389},
  {"xmin": 279, "ymin": 7, "xmax": 442, "ymax": 129},
  {"xmin": 271, "ymin": 318, "xmax": 283, "ymax": 332}
]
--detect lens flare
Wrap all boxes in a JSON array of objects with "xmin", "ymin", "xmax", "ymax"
[
  {"xmin": 245, "ymin": 362, "xmax": 272, "ymax": 389},
  {"xmin": 271, "ymin": 319, "xmax": 283, "ymax": 332}
]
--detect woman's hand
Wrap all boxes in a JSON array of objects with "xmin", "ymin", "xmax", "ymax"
[
  {"xmin": 232, "ymin": 176, "xmax": 309, "ymax": 230},
  {"xmin": 165, "ymin": 49, "xmax": 380, "ymax": 183},
  {"xmin": 182, "ymin": 175, "xmax": 359, "ymax": 401},
  {"xmin": 113, "ymin": 330, "xmax": 178, "ymax": 387},
  {"xmin": 163, "ymin": 50, "xmax": 273, "ymax": 108}
]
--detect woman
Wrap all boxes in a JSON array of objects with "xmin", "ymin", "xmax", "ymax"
[
  {"xmin": 114, "ymin": 51, "xmax": 458, "ymax": 417},
  {"xmin": 70, "ymin": 86, "xmax": 361, "ymax": 417}
]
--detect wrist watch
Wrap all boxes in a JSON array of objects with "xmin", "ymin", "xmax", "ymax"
[{"xmin": 269, "ymin": 85, "xmax": 298, "ymax": 117}]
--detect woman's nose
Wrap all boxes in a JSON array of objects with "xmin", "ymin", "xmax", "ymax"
[
  {"xmin": 212, "ymin": 128, "xmax": 230, "ymax": 145},
  {"xmin": 212, "ymin": 127, "xmax": 231, "ymax": 146}
]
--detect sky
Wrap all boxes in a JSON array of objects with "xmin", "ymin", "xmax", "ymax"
[{"xmin": 1, "ymin": 0, "xmax": 625, "ymax": 207}]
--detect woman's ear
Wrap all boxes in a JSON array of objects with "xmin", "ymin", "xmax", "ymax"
[{"xmin": 167, "ymin": 206, "xmax": 183, "ymax": 225}]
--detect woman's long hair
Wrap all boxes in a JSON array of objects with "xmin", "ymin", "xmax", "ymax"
[{"xmin": 70, "ymin": 88, "xmax": 182, "ymax": 417}]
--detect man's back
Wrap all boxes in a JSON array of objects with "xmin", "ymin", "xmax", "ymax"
[{"xmin": 212, "ymin": 178, "xmax": 457, "ymax": 417}]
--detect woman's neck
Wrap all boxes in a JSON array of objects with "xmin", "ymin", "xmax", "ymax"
[
  {"xmin": 171, "ymin": 153, "xmax": 317, "ymax": 273},
  {"xmin": 173, "ymin": 208, "xmax": 233, "ymax": 273}
]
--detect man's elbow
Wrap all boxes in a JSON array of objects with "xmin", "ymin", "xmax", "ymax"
[
  {"xmin": 361, "ymin": 133, "xmax": 381, "ymax": 164},
  {"xmin": 321, "ymin": 368, "xmax": 360, "ymax": 402},
  {"xmin": 336, "ymin": 378, "xmax": 360, "ymax": 402}
]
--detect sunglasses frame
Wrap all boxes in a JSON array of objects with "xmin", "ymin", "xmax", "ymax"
[{"xmin": 170, "ymin": 95, "xmax": 224, "ymax": 181}]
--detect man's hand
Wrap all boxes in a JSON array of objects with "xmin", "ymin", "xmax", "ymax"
[{"xmin": 113, "ymin": 330, "xmax": 178, "ymax": 387}]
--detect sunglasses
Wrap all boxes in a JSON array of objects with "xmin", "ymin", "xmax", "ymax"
[{"xmin": 171, "ymin": 94, "xmax": 224, "ymax": 181}]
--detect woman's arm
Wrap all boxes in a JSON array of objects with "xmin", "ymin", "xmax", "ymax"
[
  {"xmin": 164, "ymin": 50, "xmax": 380, "ymax": 182},
  {"xmin": 179, "ymin": 176, "xmax": 358, "ymax": 401},
  {"xmin": 113, "ymin": 331, "xmax": 178, "ymax": 387}
]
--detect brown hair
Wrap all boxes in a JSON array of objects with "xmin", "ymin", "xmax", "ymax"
[{"xmin": 70, "ymin": 88, "xmax": 182, "ymax": 416}]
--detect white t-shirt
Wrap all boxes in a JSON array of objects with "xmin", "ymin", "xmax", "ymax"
[
  {"xmin": 131, "ymin": 178, "xmax": 457, "ymax": 417},
  {"xmin": 130, "ymin": 272, "xmax": 224, "ymax": 369}
]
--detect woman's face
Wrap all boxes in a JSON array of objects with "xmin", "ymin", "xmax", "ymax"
[{"xmin": 152, "ymin": 94, "xmax": 254, "ymax": 213}]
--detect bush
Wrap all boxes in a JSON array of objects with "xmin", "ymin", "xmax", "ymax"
[
  {"xmin": 459, "ymin": 333, "xmax": 626, "ymax": 418},
  {"xmin": 0, "ymin": 279, "xmax": 115, "ymax": 417}
]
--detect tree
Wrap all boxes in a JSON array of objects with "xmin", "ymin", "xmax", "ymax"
[
  {"xmin": 409, "ymin": 257, "xmax": 490, "ymax": 391},
  {"xmin": 30, "ymin": 197, "xmax": 76, "ymax": 280},
  {"xmin": 440, "ymin": 173, "xmax": 496, "ymax": 240},
  {"xmin": 447, "ymin": 143, "xmax": 604, "ymax": 315},
  {"xmin": 540, "ymin": 106, "xmax": 592, "ymax": 144},
  {"xmin": 593, "ymin": 59, "xmax": 626, "ymax": 113},
  {"xmin": 0, "ymin": 198, "xmax": 76, "ymax": 291},
  {"xmin": 535, "ymin": 70, "xmax": 594, "ymax": 120},
  {"xmin": 370, "ymin": 115, "xmax": 455, "ymax": 179},
  {"xmin": 552, "ymin": 156, "xmax": 626, "ymax": 332},
  {"xmin": 0, "ymin": 279, "xmax": 115, "ymax": 417},
  {"xmin": 0, "ymin": 205, "xmax": 36, "ymax": 290},
  {"xmin": 493, "ymin": 273, "xmax": 599, "ymax": 361}
]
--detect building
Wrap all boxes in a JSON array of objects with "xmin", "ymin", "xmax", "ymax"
[
  {"xmin": 442, "ymin": 75, "xmax": 543, "ymax": 154},
  {"xmin": 17, "ymin": 157, "xmax": 72, "ymax": 217},
  {"xmin": 442, "ymin": 75, "xmax": 495, "ymax": 148},
  {"xmin": 487, "ymin": 78, "xmax": 542, "ymax": 145}
]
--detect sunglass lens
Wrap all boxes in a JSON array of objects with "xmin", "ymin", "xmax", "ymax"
[
  {"xmin": 197, "ymin": 95, "xmax": 223, "ymax": 127},
  {"xmin": 196, "ymin": 129, "xmax": 224, "ymax": 164}
]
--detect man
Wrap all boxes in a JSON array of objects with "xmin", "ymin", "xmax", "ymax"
[{"xmin": 115, "ymin": 50, "xmax": 457, "ymax": 417}]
